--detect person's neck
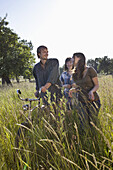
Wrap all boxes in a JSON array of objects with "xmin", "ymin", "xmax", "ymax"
[
  {"xmin": 67, "ymin": 69, "xmax": 72, "ymax": 74},
  {"xmin": 68, "ymin": 68, "xmax": 72, "ymax": 72},
  {"xmin": 40, "ymin": 59, "xmax": 47, "ymax": 65}
]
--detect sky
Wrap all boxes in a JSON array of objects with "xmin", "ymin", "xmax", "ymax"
[{"xmin": 0, "ymin": 0, "xmax": 113, "ymax": 66}]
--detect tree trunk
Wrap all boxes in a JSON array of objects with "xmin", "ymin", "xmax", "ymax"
[
  {"xmin": 2, "ymin": 77, "xmax": 5, "ymax": 85},
  {"xmin": 2, "ymin": 75, "xmax": 13, "ymax": 86},
  {"xmin": 16, "ymin": 75, "xmax": 19, "ymax": 83}
]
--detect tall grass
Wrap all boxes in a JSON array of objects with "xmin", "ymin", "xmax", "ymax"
[{"xmin": 0, "ymin": 76, "xmax": 113, "ymax": 169}]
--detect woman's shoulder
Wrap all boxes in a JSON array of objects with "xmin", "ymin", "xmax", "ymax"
[
  {"xmin": 87, "ymin": 66, "xmax": 95, "ymax": 70},
  {"xmin": 87, "ymin": 66, "xmax": 97, "ymax": 77}
]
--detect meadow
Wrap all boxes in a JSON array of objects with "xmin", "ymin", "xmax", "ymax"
[{"xmin": 0, "ymin": 75, "xmax": 113, "ymax": 170}]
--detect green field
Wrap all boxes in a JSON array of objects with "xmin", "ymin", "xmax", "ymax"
[{"xmin": 0, "ymin": 75, "xmax": 113, "ymax": 170}]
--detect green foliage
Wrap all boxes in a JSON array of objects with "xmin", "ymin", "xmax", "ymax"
[
  {"xmin": 59, "ymin": 65, "xmax": 64, "ymax": 74},
  {"xmin": 87, "ymin": 56, "xmax": 113, "ymax": 74},
  {"xmin": 0, "ymin": 77, "xmax": 113, "ymax": 169},
  {"xmin": 0, "ymin": 15, "xmax": 35, "ymax": 83}
]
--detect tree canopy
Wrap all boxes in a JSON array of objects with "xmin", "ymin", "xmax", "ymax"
[
  {"xmin": 87, "ymin": 56, "xmax": 113, "ymax": 75},
  {"xmin": 0, "ymin": 15, "xmax": 36, "ymax": 85}
]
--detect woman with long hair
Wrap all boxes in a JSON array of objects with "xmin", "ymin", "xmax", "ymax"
[{"xmin": 69, "ymin": 52, "xmax": 101, "ymax": 125}]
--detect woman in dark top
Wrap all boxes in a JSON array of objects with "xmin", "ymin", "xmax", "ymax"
[{"xmin": 69, "ymin": 52, "xmax": 101, "ymax": 124}]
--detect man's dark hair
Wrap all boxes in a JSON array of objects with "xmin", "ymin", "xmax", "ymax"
[{"xmin": 37, "ymin": 45, "xmax": 47, "ymax": 58}]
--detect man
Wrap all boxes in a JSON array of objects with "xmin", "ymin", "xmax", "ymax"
[{"xmin": 33, "ymin": 45, "xmax": 62, "ymax": 104}]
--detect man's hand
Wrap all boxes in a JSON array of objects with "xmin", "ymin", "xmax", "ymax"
[
  {"xmin": 41, "ymin": 82, "xmax": 51, "ymax": 93},
  {"xmin": 41, "ymin": 86, "xmax": 47, "ymax": 93},
  {"xmin": 37, "ymin": 83, "xmax": 51, "ymax": 93}
]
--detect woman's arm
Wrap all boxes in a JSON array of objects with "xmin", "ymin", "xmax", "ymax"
[
  {"xmin": 72, "ymin": 83, "xmax": 76, "ymax": 88},
  {"xmin": 88, "ymin": 77, "xmax": 99, "ymax": 101}
]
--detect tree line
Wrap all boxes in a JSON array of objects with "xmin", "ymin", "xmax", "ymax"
[
  {"xmin": 87, "ymin": 57, "xmax": 113, "ymax": 75},
  {"xmin": 0, "ymin": 16, "xmax": 113, "ymax": 86},
  {"xmin": 0, "ymin": 15, "xmax": 35, "ymax": 86}
]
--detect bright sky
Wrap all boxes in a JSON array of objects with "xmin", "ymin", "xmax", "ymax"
[{"xmin": 0, "ymin": 0, "xmax": 113, "ymax": 66}]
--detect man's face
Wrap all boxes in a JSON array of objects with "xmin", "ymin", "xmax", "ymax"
[{"xmin": 39, "ymin": 48, "xmax": 48, "ymax": 60}]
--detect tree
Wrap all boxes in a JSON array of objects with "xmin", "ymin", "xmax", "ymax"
[
  {"xmin": 109, "ymin": 58, "xmax": 113, "ymax": 74},
  {"xmin": 98, "ymin": 56, "xmax": 111, "ymax": 74},
  {"xmin": 11, "ymin": 39, "xmax": 35, "ymax": 82},
  {"xmin": 0, "ymin": 15, "xmax": 19, "ymax": 85},
  {"xmin": 0, "ymin": 15, "xmax": 35, "ymax": 85},
  {"xmin": 59, "ymin": 65, "xmax": 64, "ymax": 74},
  {"xmin": 87, "ymin": 59, "xmax": 97, "ymax": 71},
  {"xmin": 87, "ymin": 58, "xmax": 102, "ymax": 73}
]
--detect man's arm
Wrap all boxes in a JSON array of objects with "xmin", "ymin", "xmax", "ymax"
[
  {"xmin": 47, "ymin": 59, "xmax": 60, "ymax": 84},
  {"xmin": 41, "ymin": 82, "xmax": 51, "ymax": 93},
  {"xmin": 41, "ymin": 59, "xmax": 60, "ymax": 92}
]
